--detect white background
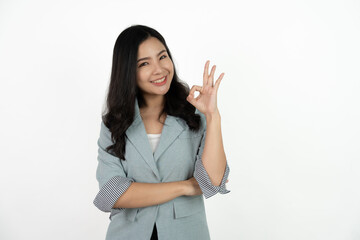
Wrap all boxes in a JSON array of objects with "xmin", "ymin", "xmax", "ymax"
[{"xmin": 1, "ymin": 0, "xmax": 360, "ymax": 239}]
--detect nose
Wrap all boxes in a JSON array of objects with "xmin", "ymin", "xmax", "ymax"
[{"xmin": 152, "ymin": 60, "xmax": 163, "ymax": 75}]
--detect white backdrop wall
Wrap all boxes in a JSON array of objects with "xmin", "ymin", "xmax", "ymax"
[{"xmin": 1, "ymin": 0, "xmax": 359, "ymax": 239}]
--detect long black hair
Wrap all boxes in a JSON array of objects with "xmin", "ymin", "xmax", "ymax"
[{"xmin": 102, "ymin": 25, "xmax": 201, "ymax": 160}]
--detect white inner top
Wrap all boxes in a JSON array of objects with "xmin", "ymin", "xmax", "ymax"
[{"xmin": 147, "ymin": 133, "xmax": 161, "ymax": 154}]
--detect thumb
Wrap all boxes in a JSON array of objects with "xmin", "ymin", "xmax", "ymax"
[
  {"xmin": 187, "ymin": 85, "xmax": 202, "ymax": 106},
  {"xmin": 186, "ymin": 94, "xmax": 195, "ymax": 106}
]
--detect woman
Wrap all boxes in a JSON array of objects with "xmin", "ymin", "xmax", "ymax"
[{"xmin": 93, "ymin": 25, "xmax": 230, "ymax": 240}]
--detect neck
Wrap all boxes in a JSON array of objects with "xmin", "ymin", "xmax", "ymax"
[{"xmin": 140, "ymin": 94, "xmax": 165, "ymax": 113}]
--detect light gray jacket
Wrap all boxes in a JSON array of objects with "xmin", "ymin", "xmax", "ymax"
[{"xmin": 94, "ymin": 98, "xmax": 230, "ymax": 240}]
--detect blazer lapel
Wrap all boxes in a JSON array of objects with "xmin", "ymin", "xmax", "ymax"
[
  {"xmin": 125, "ymin": 98, "xmax": 185, "ymax": 180},
  {"xmin": 153, "ymin": 115, "xmax": 184, "ymax": 162},
  {"xmin": 125, "ymin": 99, "xmax": 161, "ymax": 180}
]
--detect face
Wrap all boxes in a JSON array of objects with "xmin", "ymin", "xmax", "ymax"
[{"xmin": 136, "ymin": 37, "xmax": 174, "ymax": 98}]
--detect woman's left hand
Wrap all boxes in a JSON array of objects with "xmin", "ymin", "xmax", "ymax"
[{"xmin": 186, "ymin": 60, "xmax": 224, "ymax": 117}]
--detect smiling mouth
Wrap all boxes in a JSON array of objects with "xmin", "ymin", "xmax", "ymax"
[{"xmin": 150, "ymin": 76, "xmax": 166, "ymax": 83}]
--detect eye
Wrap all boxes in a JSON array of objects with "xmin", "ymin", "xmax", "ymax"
[
  {"xmin": 139, "ymin": 62, "xmax": 148, "ymax": 67},
  {"xmin": 160, "ymin": 55, "xmax": 167, "ymax": 60}
]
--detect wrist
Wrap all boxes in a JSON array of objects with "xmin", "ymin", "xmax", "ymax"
[
  {"xmin": 205, "ymin": 110, "xmax": 221, "ymax": 123},
  {"xmin": 177, "ymin": 180, "xmax": 188, "ymax": 196}
]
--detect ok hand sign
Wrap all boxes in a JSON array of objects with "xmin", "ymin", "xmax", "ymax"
[{"xmin": 186, "ymin": 60, "xmax": 225, "ymax": 117}]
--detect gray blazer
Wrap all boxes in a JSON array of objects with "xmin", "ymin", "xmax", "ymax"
[{"xmin": 94, "ymin": 98, "xmax": 230, "ymax": 240}]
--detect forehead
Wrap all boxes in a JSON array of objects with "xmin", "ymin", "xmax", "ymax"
[{"xmin": 137, "ymin": 37, "xmax": 166, "ymax": 57}]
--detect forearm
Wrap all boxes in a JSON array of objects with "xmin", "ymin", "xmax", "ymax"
[
  {"xmin": 202, "ymin": 110, "xmax": 227, "ymax": 186},
  {"xmin": 113, "ymin": 180, "xmax": 187, "ymax": 208}
]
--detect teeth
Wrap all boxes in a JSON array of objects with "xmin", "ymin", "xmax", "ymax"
[{"xmin": 152, "ymin": 77, "xmax": 166, "ymax": 83}]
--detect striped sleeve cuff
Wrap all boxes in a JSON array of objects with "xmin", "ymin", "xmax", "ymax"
[
  {"xmin": 194, "ymin": 156, "xmax": 230, "ymax": 199},
  {"xmin": 93, "ymin": 176, "xmax": 134, "ymax": 212}
]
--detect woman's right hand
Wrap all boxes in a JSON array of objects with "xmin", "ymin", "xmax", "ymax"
[
  {"xmin": 183, "ymin": 177, "xmax": 203, "ymax": 196},
  {"xmin": 183, "ymin": 177, "xmax": 230, "ymax": 196}
]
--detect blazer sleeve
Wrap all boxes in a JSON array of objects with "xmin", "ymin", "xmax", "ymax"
[
  {"xmin": 193, "ymin": 114, "xmax": 231, "ymax": 199},
  {"xmin": 93, "ymin": 121, "xmax": 135, "ymax": 212}
]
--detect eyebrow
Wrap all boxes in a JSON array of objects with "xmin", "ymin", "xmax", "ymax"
[{"xmin": 137, "ymin": 49, "xmax": 167, "ymax": 63}]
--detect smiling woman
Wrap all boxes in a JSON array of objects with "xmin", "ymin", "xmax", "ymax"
[
  {"xmin": 93, "ymin": 25, "xmax": 230, "ymax": 240},
  {"xmin": 136, "ymin": 38, "xmax": 174, "ymax": 95}
]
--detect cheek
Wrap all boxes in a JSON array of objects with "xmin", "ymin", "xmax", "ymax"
[
  {"xmin": 167, "ymin": 60, "xmax": 174, "ymax": 71},
  {"xmin": 136, "ymin": 71, "xmax": 148, "ymax": 84},
  {"xmin": 164, "ymin": 61, "xmax": 174, "ymax": 78}
]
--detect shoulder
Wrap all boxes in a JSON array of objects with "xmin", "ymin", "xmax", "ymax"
[
  {"xmin": 99, "ymin": 120, "xmax": 114, "ymax": 147},
  {"xmin": 175, "ymin": 108, "xmax": 206, "ymax": 132},
  {"xmin": 195, "ymin": 108, "xmax": 207, "ymax": 131}
]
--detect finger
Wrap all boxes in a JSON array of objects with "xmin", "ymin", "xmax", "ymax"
[
  {"xmin": 186, "ymin": 85, "xmax": 202, "ymax": 104},
  {"xmin": 203, "ymin": 60, "xmax": 210, "ymax": 86},
  {"xmin": 188, "ymin": 85, "xmax": 202, "ymax": 96},
  {"xmin": 209, "ymin": 65, "xmax": 216, "ymax": 86},
  {"xmin": 214, "ymin": 72, "xmax": 225, "ymax": 92}
]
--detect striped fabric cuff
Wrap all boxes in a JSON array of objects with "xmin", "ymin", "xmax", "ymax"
[
  {"xmin": 93, "ymin": 176, "xmax": 134, "ymax": 212},
  {"xmin": 194, "ymin": 156, "xmax": 230, "ymax": 199}
]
